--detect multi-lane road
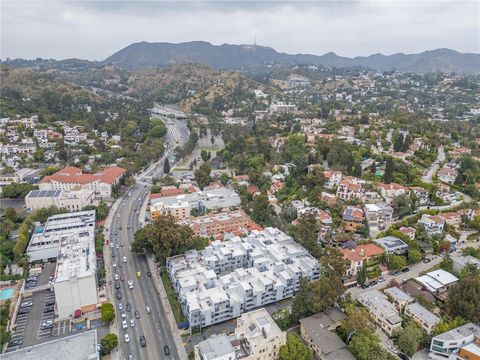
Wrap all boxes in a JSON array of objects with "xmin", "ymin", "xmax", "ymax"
[{"xmin": 105, "ymin": 118, "xmax": 189, "ymax": 360}]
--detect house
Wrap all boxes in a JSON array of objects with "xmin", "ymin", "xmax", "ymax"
[
  {"xmin": 320, "ymin": 192, "xmax": 337, "ymax": 206},
  {"xmin": 415, "ymin": 269, "xmax": 459, "ymax": 295},
  {"xmin": 364, "ymin": 202, "xmax": 394, "ymax": 229},
  {"xmin": 296, "ymin": 207, "xmax": 332, "ymax": 225},
  {"xmin": 399, "ymin": 226, "xmax": 416, "ymax": 240},
  {"xmin": 374, "ymin": 236, "xmax": 409, "ymax": 254},
  {"xmin": 342, "ymin": 206, "xmax": 364, "ymax": 223},
  {"xmin": 340, "ymin": 244, "xmax": 384, "ymax": 277},
  {"xmin": 384, "ymin": 287, "xmax": 414, "ymax": 310},
  {"xmin": 300, "ymin": 316, "xmax": 355, "ymax": 360},
  {"xmin": 418, "ymin": 214, "xmax": 445, "ymax": 234},
  {"xmin": 405, "ymin": 302, "xmax": 440, "ymax": 334},
  {"xmin": 323, "ymin": 171, "xmax": 343, "ymax": 189},
  {"xmin": 410, "ymin": 186, "xmax": 430, "ymax": 205},
  {"xmin": 210, "ymin": 156, "xmax": 226, "ymax": 170},
  {"xmin": 378, "ymin": 183, "xmax": 410, "ymax": 203},
  {"xmin": 336, "ymin": 177, "xmax": 365, "ymax": 201},
  {"xmin": 437, "ymin": 167, "xmax": 458, "ymax": 184},
  {"xmin": 439, "ymin": 212, "xmax": 462, "ymax": 228},
  {"xmin": 429, "ymin": 323, "xmax": 480, "ymax": 360},
  {"xmin": 451, "ymin": 255, "xmax": 480, "ymax": 273}
]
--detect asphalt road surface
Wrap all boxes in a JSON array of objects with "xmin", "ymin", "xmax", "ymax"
[{"xmin": 107, "ymin": 119, "xmax": 188, "ymax": 360}]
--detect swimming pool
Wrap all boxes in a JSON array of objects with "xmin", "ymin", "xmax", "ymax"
[{"xmin": 0, "ymin": 287, "xmax": 14, "ymax": 301}]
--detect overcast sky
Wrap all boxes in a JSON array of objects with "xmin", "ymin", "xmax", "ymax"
[{"xmin": 1, "ymin": 0, "xmax": 479, "ymax": 60}]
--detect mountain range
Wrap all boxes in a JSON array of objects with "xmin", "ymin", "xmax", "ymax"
[{"xmin": 104, "ymin": 41, "xmax": 480, "ymax": 74}]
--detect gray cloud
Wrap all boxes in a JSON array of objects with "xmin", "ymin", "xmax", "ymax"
[{"xmin": 1, "ymin": 0, "xmax": 479, "ymax": 60}]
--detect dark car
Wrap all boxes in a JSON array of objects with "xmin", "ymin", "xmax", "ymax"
[
  {"xmin": 18, "ymin": 308, "xmax": 30, "ymax": 314},
  {"xmin": 369, "ymin": 280, "xmax": 378, "ymax": 286},
  {"xmin": 45, "ymin": 300, "xmax": 55, "ymax": 306},
  {"xmin": 135, "ymin": 310, "xmax": 140, "ymax": 319},
  {"xmin": 126, "ymin": 303, "xmax": 132, "ymax": 312},
  {"xmin": 43, "ymin": 306, "xmax": 54, "ymax": 313},
  {"xmin": 115, "ymin": 281, "xmax": 121, "ymax": 289},
  {"xmin": 402, "ymin": 267, "xmax": 410, "ymax": 273},
  {"xmin": 139, "ymin": 335, "xmax": 146, "ymax": 347},
  {"xmin": 361, "ymin": 283, "xmax": 369, "ymax": 289},
  {"xmin": 10, "ymin": 339, "xmax": 23, "ymax": 346},
  {"xmin": 393, "ymin": 271, "xmax": 401, "ymax": 276},
  {"xmin": 163, "ymin": 345, "xmax": 170, "ymax": 355},
  {"xmin": 146, "ymin": 271, "xmax": 152, "ymax": 277},
  {"xmin": 112, "ymin": 252, "xmax": 116, "ymax": 258},
  {"xmin": 119, "ymin": 226, "xmax": 123, "ymax": 230},
  {"xmin": 423, "ymin": 258, "xmax": 431, "ymax": 263},
  {"xmin": 116, "ymin": 291, "xmax": 122, "ymax": 300}
]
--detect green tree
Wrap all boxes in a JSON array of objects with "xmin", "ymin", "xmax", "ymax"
[
  {"xmin": 250, "ymin": 192, "xmax": 274, "ymax": 227},
  {"xmin": 220, "ymin": 173, "xmax": 229, "ymax": 186},
  {"xmin": 446, "ymin": 276, "xmax": 480, "ymax": 323},
  {"xmin": 163, "ymin": 158, "xmax": 171, "ymax": 174},
  {"xmin": 341, "ymin": 307, "xmax": 375, "ymax": 342},
  {"xmin": 349, "ymin": 332, "xmax": 385, "ymax": 360},
  {"xmin": 387, "ymin": 254, "xmax": 407, "ymax": 270},
  {"xmin": 291, "ymin": 212, "xmax": 321, "ymax": 258},
  {"xmin": 279, "ymin": 333, "xmax": 313, "ymax": 360},
  {"xmin": 357, "ymin": 265, "xmax": 367, "ymax": 286},
  {"xmin": 291, "ymin": 277, "xmax": 314, "ymax": 323},
  {"xmin": 1, "ymin": 183, "xmax": 37, "ymax": 198},
  {"xmin": 383, "ymin": 157, "xmax": 394, "ymax": 184},
  {"xmin": 434, "ymin": 316, "xmax": 467, "ymax": 336},
  {"xmin": 407, "ymin": 249, "xmax": 422, "ymax": 264},
  {"xmin": 4, "ymin": 208, "xmax": 17, "ymax": 222},
  {"xmin": 395, "ymin": 322, "xmax": 423, "ymax": 357},
  {"xmin": 200, "ymin": 149, "xmax": 209, "ymax": 162},
  {"xmin": 100, "ymin": 333, "xmax": 118, "ymax": 355},
  {"xmin": 101, "ymin": 303, "xmax": 115, "ymax": 323},
  {"xmin": 194, "ymin": 162, "xmax": 211, "ymax": 190}
]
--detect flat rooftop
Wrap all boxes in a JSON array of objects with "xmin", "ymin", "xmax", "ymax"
[{"xmin": 1, "ymin": 330, "xmax": 99, "ymax": 360}]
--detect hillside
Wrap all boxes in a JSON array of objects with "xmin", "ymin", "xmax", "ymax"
[{"xmin": 104, "ymin": 41, "xmax": 480, "ymax": 74}]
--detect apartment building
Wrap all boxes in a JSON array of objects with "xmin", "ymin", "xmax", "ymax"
[
  {"xmin": 166, "ymin": 228, "xmax": 320, "ymax": 329},
  {"xmin": 405, "ymin": 302, "xmax": 439, "ymax": 334},
  {"xmin": 25, "ymin": 189, "xmax": 95, "ymax": 212},
  {"xmin": 39, "ymin": 166, "xmax": 126, "ymax": 198},
  {"xmin": 336, "ymin": 177, "xmax": 365, "ymax": 201},
  {"xmin": 194, "ymin": 308, "xmax": 286, "ymax": 360},
  {"xmin": 179, "ymin": 210, "xmax": 261, "ymax": 238},
  {"xmin": 430, "ymin": 323, "xmax": 480, "ymax": 360},
  {"xmin": 357, "ymin": 289, "xmax": 403, "ymax": 336},
  {"xmin": 300, "ymin": 315, "xmax": 355, "ymax": 360},
  {"xmin": 384, "ymin": 287, "xmax": 414, "ymax": 310},
  {"xmin": 149, "ymin": 187, "xmax": 241, "ymax": 220},
  {"xmin": 26, "ymin": 210, "xmax": 96, "ymax": 262},
  {"xmin": 418, "ymin": 214, "xmax": 445, "ymax": 234},
  {"xmin": 364, "ymin": 202, "xmax": 394, "ymax": 228}
]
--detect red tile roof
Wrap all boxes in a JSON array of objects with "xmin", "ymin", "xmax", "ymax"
[
  {"xmin": 341, "ymin": 244, "xmax": 384, "ymax": 262},
  {"xmin": 41, "ymin": 166, "xmax": 126, "ymax": 185}
]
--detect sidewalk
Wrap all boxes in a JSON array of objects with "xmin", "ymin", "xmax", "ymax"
[{"xmin": 146, "ymin": 255, "xmax": 188, "ymax": 359}]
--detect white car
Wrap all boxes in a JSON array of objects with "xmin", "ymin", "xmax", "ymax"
[
  {"xmin": 112, "ymin": 261, "xmax": 117, "ymax": 268},
  {"xmin": 124, "ymin": 333, "xmax": 130, "ymax": 343},
  {"xmin": 110, "ymin": 242, "xmax": 114, "ymax": 248},
  {"xmin": 118, "ymin": 303, "xmax": 123, "ymax": 311},
  {"xmin": 127, "ymin": 280, "xmax": 134, "ymax": 290},
  {"xmin": 122, "ymin": 320, "xmax": 128, "ymax": 329},
  {"xmin": 114, "ymin": 274, "xmax": 119, "ymax": 281},
  {"xmin": 116, "ymin": 244, "xmax": 120, "ymax": 249},
  {"xmin": 123, "ymin": 256, "xmax": 127, "ymax": 263},
  {"xmin": 130, "ymin": 319, "xmax": 135, "ymax": 327},
  {"xmin": 121, "ymin": 311, "xmax": 126, "ymax": 319}
]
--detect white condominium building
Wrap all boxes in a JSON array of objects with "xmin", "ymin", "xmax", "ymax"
[{"xmin": 167, "ymin": 228, "xmax": 320, "ymax": 329}]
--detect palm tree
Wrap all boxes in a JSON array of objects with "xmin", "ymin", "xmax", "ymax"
[
  {"xmin": 368, "ymin": 343, "xmax": 388, "ymax": 360},
  {"xmin": 463, "ymin": 169, "xmax": 474, "ymax": 184}
]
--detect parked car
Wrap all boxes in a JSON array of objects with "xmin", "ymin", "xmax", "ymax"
[
  {"xmin": 423, "ymin": 258, "xmax": 431, "ymax": 263},
  {"xmin": 10, "ymin": 339, "xmax": 23, "ymax": 346},
  {"xmin": 21, "ymin": 301, "xmax": 33, "ymax": 308},
  {"xmin": 369, "ymin": 280, "xmax": 378, "ymax": 286},
  {"xmin": 43, "ymin": 306, "xmax": 54, "ymax": 313},
  {"xmin": 361, "ymin": 283, "xmax": 369, "ymax": 289},
  {"xmin": 18, "ymin": 308, "xmax": 30, "ymax": 314}
]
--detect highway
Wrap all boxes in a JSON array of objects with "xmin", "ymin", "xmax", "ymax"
[{"xmin": 106, "ymin": 118, "xmax": 189, "ymax": 360}]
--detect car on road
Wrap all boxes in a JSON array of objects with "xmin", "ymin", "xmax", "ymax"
[
  {"xmin": 115, "ymin": 281, "xmax": 120, "ymax": 289},
  {"xmin": 145, "ymin": 305, "xmax": 151, "ymax": 314},
  {"xmin": 120, "ymin": 274, "xmax": 125, "ymax": 281},
  {"xmin": 119, "ymin": 226, "xmax": 123, "ymax": 230},
  {"xmin": 136, "ymin": 271, "xmax": 142, "ymax": 278},
  {"xmin": 121, "ymin": 311, "xmax": 126, "ymax": 319},
  {"xmin": 120, "ymin": 243, "xmax": 124, "ymax": 247},
  {"xmin": 10, "ymin": 339, "xmax": 23, "ymax": 347},
  {"xmin": 127, "ymin": 226, "xmax": 131, "ymax": 230},
  {"xmin": 126, "ymin": 303, "xmax": 131, "ymax": 312},
  {"xmin": 114, "ymin": 274, "xmax": 119, "ymax": 281},
  {"xmin": 128, "ymin": 355, "xmax": 133, "ymax": 360},
  {"xmin": 110, "ymin": 242, "xmax": 114, "ymax": 249},
  {"xmin": 124, "ymin": 333, "xmax": 130, "ymax": 343},
  {"xmin": 116, "ymin": 244, "xmax": 120, "ymax": 249},
  {"xmin": 127, "ymin": 280, "xmax": 134, "ymax": 289},
  {"xmin": 112, "ymin": 261, "xmax": 117, "ymax": 268},
  {"xmin": 139, "ymin": 335, "xmax": 146, "ymax": 347},
  {"xmin": 118, "ymin": 303, "xmax": 123, "ymax": 311},
  {"xmin": 134, "ymin": 310, "xmax": 140, "ymax": 319},
  {"xmin": 123, "ymin": 256, "xmax": 127, "ymax": 263},
  {"xmin": 163, "ymin": 345, "xmax": 170, "ymax": 355},
  {"xmin": 130, "ymin": 319, "xmax": 135, "ymax": 327},
  {"xmin": 147, "ymin": 271, "xmax": 152, "ymax": 277},
  {"xmin": 116, "ymin": 291, "xmax": 122, "ymax": 300},
  {"xmin": 122, "ymin": 320, "xmax": 128, "ymax": 329},
  {"xmin": 114, "ymin": 232, "xmax": 118, "ymax": 236}
]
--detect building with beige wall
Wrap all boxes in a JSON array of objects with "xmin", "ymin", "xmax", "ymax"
[
  {"xmin": 25, "ymin": 189, "xmax": 95, "ymax": 212},
  {"xmin": 150, "ymin": 200, "xmax": 190, "ymax": 221}
]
